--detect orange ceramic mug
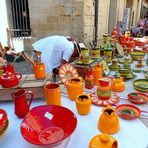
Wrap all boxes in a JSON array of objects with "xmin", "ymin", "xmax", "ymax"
[
  {"xmin": 76, "ymin": 93, "xmax": 91, "ymax": 115},
  {"xmin": 33, "ymin": 63, "xmax": 46, "ymax": 79},
  {"xmin": 44, "ymin": 83, "xmax": 61, "ymax": 106}
]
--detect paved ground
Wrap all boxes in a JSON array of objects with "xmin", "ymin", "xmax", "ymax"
[{"xmin": 14, "ymin": 60, "xmax": 33, "ymax": 74}]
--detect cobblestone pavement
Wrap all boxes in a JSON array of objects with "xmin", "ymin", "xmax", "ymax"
[{"xmin": 14, "ymin": 60, "xmax": 33, "ymax": 74}]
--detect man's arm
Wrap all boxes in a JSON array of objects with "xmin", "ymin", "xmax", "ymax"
[{"xmin": 52, "ymin": 59, "xmax": 67, "ymax": 74}]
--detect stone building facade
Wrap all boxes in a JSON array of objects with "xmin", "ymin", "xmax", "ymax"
[{"xmin": 3, "ymin": 0, "xmax": 143, "ymax": 52}]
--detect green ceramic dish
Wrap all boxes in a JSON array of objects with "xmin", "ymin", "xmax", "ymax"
[
  {"xmin": 109, "ymin": 65, "xmax": 121, "ymax": 71},
  {"xmin": 130, "ymin": 51, "xmax": 146, "ymax": 61},
  {"xmin": 119, "ymin": 68, "xmax": 131, "ymax": 74},
  {"xmin": 133, "ymin": 79, "xmax": 148, "ymax": 92},
  {"xmin": 118, "ymin": 58, "xmax": 133, "ymax": 64},
  {"xmin": 132, "ymin": 68, "xmax": 142, "ymax": 73},
  {"xmin": 143, "ymin": 68, "xmax": 148, "ymax": 74}
]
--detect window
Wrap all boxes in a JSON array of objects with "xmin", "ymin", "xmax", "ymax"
[{"xmin": 10, "ymin": 0, "xmax": 31, "ymax": 38}]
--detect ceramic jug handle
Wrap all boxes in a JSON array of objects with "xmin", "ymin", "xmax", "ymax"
[
  {"xmin": 15, "ymin": 72, "xmax": 22, "ymax": 80},
  {"xmin": 26, "ymin": 90, "xmax": 34, "ymax": 108}
]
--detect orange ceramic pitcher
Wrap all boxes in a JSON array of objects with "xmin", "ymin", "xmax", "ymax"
[
  {"xmin": 98, "ymin": 105, "xmax": 119, "ymax": 134},
  {"xmin": 66, "ymin": 77, "xmax": 84, "ymax": 101},
  {"xmin": 33, "ymin": 63, "xmax": 46, "ymax": 79},
  {"xmin": 92, "ymin": 64, "xmax": 102, "ymax": 86}
]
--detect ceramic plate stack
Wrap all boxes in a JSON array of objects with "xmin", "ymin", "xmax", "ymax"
[
  {"xmin": 133, "ymin": 79, "xmax": 148, "ymax": 92},
  {"xmin": 0, "ymin": 109, "xmax": 9, "ymax": 137}
]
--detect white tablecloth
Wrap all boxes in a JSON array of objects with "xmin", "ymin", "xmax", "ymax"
[{"xmin": 0, "ymin": 96, "xmax": 148, "ymax": 148}]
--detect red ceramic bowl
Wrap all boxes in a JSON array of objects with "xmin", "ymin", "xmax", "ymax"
[
  {"xmin": 0, "ymin": 109, "xmax": 9, "ymax": 136},
  {"xmin": 20, "ymin": 105, "xmax": 77, "ymax": 146}
]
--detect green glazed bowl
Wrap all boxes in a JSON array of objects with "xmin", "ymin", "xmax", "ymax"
[
  {"xmin": 130, "ymin": 51, "xmax": 146, "ymax": 61},
  {"xmin": 133, "ymin": 79, "xmax": 148, "ymax": 92}
]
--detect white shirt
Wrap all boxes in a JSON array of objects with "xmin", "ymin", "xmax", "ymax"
[{"xmin": 32, "ymin": 36, "xmax": 74, "ymax": 73}]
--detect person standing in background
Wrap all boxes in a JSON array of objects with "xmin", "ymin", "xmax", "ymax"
[{"xmin": 143, "ymin": 16, "xmax": 148, "ymax": 36}]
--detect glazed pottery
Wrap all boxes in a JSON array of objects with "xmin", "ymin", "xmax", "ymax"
[
  {"xmin": 0, "ymin": 109, "xmax": 9, "ymax": 137},
  {"xmin": 76, "ymin": 93, "xmax": 91, "ymax": 115},
  {"xmin": 90, "ymin": 92, "xmax": 119, "ymax": 106},
  {"xmin": 111, "ymin": 28, "xmax": 118, "ymax": 38},
  {"xmin": 92, "ymin": 64, "xmax": 102, "ymax": 86},
  {"xmin": 59, "ymin": 64, "xmax": 78, "ymax": 84},
  {"xmin": 44, "ymin": 83, "xmax": 61, "ymax": 106},
  {"xmin": 97, "ymin": 77, "xmax": 113, "ymax": 100},
  {"xmin": 103, "ymin": 49, "xmax": 112, "ymax": 63},
  {"xmin": 112, "ymin": 77, "xmax": 125, "ymax": 92},
  {"xmin": 125, "ymin": 31, "xmax": 130, "ymax": 41},
  {"xmin": 116, "ymin": 104, "xmax": 141, "ymax": 120},
  {"xmin": 85, "ymin": 68, "xmax": 94, "ymax": 89},
  {"xmin": 33, "ymin": 63, "xmax": 46, "ymax": 79},
  {"xmin": 118, "ymin": 68, "xmax": 131, "ymax": 77},
  {"xmin": 91, "ymin": 47, "xmax": 100, "ymax": 59},
  {"xmin": 20, "ymin": 105, "xmax": 77, "ymax": 146},
  {"xmin": 66, "ymin": 77, "xmax": 84, "ymax": 101},
  {"xmin": 2, "ymin": 63, "xmax": 15, "ymax": 73},
  {"xmin": 130, "ymin": 51, "xmax": 146, "ymax": 61},
  {"xmin": 0, "ymin": 71, "xmax": 22, "ymax": 88},
  {"xmin": 128, "ymin": 92, "xmax": 148, "ymax": 104},
  {"xmin": 133, "ymin": 79, "xmax": 148, "ymax": 92},
  {"xmin": 98, "ymin": 105, "xmax": 119, "ymax": 134},
  {"xmin": 89, "ymin": 133, "xmax": 118, "ymax": 148},
  {"xmin": 109, "ymin": 58, "xmax": 120, "ymax": 71},
  {"xmin": 11, "ymin": 89, "xmax": 34, "ymax": 118},
  {"xmin": 79, "ymin": 48, "xmax": 90, "ymax": 64}
]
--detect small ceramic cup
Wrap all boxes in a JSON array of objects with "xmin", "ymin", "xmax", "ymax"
[
  {"xmin": 76, "ymin": 93, "xmax": 91, "ymax": 115},
  {"xmin": 44, "ymin": 83, "xmax": 61, "ymax": 106}
]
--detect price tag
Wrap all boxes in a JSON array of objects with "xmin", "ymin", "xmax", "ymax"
[
  {"xmin": 0, "ymin": 114, "xmax": 3, "ymax": 120},
  {"xmin": 44, "ymin": 112, "xmax": 53, "ymax": 120}
]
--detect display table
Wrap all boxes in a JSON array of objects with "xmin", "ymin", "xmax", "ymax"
[
  {"xmin": 0, "ymin": 74, "xmax": 53, "ymax": 101},
  {"xmin": 0, "ymin": 96, "xmax": 148, "ymax": 148}
]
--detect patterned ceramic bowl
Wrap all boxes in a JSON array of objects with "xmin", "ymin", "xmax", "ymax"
[
  {"xmin": 130, "ymin": 51, "xmax": 146, "ymax": 61},
  {"xmin": 133, "ymin": 79, "xmax": 148, "ymax": 92}
]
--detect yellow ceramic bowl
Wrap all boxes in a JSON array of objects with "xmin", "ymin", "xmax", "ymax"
[{"xmin": 130, "ymin": 51, "xmax": 146, "ymax": 61}]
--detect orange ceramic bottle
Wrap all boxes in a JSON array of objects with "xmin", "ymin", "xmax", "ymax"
[
  {"xmin": 92, "ymin": 64, "xmax": 102, "ymax": 86},
  {"xmin": 85, "ymin": 68, "xmax": 94, "ymax": 89}
]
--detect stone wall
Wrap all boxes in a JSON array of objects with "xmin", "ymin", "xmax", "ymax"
[{"xmin": 5, "ymin": 0, "xmax": 142, "ymax": 53}]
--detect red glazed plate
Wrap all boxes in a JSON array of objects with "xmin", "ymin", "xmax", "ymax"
[
  {"xmin": 59, "ymin": 64, "xmax": 78, "ymax": 84},
  {"xmin": 90, "ymin": 92, "xmax": 119, "ymax": 107},
  {"xmin": 116, "ymin": 104, "xmax": 141, "ymax": 120},
  {"xmin": 128, "ymin": 92, "xmax": 148, "ymax": 104},
  {"xmin": 20, "ymin": 105, "xmax": 77, "ymax": 146}
]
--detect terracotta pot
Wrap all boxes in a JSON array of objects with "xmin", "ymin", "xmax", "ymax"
[
  {"xmin": 98, "ymin": 105, "xmax": 119, "ymax": 134},
  {"xmin": 66, "ymin": 77, "xmax": 84, "ymax": 101},
  {"xmin": 76, "ymin": 93, "xmax": 91, "ymax": 115}
]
